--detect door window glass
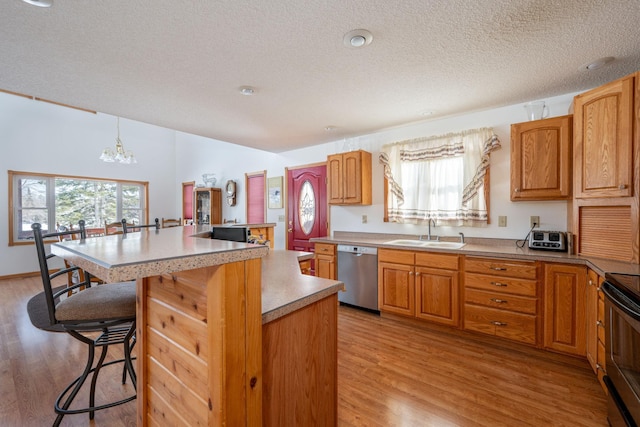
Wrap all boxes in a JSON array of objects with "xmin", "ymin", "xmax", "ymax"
[{"xmin": 298, "ymin": 180, "xmax": 315, "ymax": 235}]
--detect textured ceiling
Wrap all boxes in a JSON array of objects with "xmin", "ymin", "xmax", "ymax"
[{"xmin": 1, "ymin": 0, "xmax": 640, "ymax": 152}]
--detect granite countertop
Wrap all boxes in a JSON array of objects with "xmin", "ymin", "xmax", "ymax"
[
  {"xmin": 311, "ymin": 231, "xmax": 640, "ymax": 277},
  {"xmin": 261, "ymin": 250, "xmax": 343, "ymax": 324},
  {"xmin": 52, "ymin": 225, "xmax": 343, "ymax": 324}
]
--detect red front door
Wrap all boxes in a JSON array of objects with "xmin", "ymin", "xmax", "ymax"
[{"xmin": 287, "ymin": 165, "xmax": 327, "ymax": 253}]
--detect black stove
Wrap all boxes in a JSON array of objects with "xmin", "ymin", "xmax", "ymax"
[{"xmin": 602, "ymin": 272, "xmax": 640, "ymax": 427}]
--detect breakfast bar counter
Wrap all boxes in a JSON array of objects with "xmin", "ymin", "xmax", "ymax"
[{"xmin": 51, "ymin": 225, "xmax": 343, "ymax": 426}]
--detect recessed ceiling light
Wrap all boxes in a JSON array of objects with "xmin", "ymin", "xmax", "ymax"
[
  {"xmin": 239, "ymin": 86, "xmax": 256, "ymax": 96},
  {"xmin": 22, "ymin": 0, "xmax": 52, "ymax": 7},
  {"xmin": 343, "ymin": 29, "xmax": 373, "ymax": 49},
  {"xmin": 324, "ymin": 126, "xmax": 337, "ymax": 132},
  {"xmin": 579, "ymin": 57, "xmax": 615, "ymax": 72}
]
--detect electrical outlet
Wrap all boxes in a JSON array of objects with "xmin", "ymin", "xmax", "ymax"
[
  {"xmin": 530, "ymin": 216, "xmax": 540, "ymax": 228},
  {"xmin": 278, "ymin": 215, "xmax": 285, "ymax": 222},
  {"xmin": 362, "ymin": 214, "xmax": 367, "ymax": 224},
  {"xmin": 498, "ymin": 216, "xmax": 507, "ymax": 227}
]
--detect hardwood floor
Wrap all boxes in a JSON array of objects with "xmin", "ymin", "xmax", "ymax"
[{"xmin": 1, "ymin": 277, "xmax": 607, "ymax": 426}]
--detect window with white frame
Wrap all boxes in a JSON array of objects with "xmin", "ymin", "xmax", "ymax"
[
  {"xmin": 379, "ymin": 127, "xmax": 501, "ymax": 226},
  {"xmin": 9, "ymin": 171, "xmax": 148, "ymax": 244}
]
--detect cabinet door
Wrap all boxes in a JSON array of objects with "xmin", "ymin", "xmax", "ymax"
[
  {"xmin": 574, "ymin": 75, "xmax": 634, "ymax": 198},
  {"xmin": 510, "ymin": 115, "xmax": 572, "ymax": 200},
  {"xmin": 210, "ymin": 188, "xmax": 222, "ymax": 225},
  {"xmin": 342, "ymin": 151, "xmax": 365, "ymax": 204},
  {"xmin": 543, "ymin": 264, "xmax": 587, "ymax": 355},
  {"xmin": 378, "ymin": 262, "xmax": 414, "ymax": 316},
  {"xmin": 415, "ymin": 266, "xmax": 459, "ymax": 326},
  {"xmin": 585, "ymin": 269, "xmax": 599, "ymax": 373},
  {"xmin": 315, "ymin": 254, "xmax": 336, "ymax": 280},
  {"xmin": 327, "ymin": 154, "xmax": 343, "ymax": 204}
]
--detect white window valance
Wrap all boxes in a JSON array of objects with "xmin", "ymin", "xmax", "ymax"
[{"xmin": 379, "ymin": 127, "xmax": 501, "ymax": 225}]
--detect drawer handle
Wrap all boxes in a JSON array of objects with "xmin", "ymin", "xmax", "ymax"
[
  {"xmin": 490, "ymin": 298, "xmax": 507, "ymax": 304},
  {"xmin": 588, "ymin": 279, "xmax": 594, "ymax": 286},
  {"xmin": 492, "ymin": 321, "xmax": 507, "ymax": 326},
  {"xmin": 490, "ymin": 267, "xmax": 507, "ymax": 271},
  {"xmin": 490, "ymin": 281, "xmax": 507, "ymax": 287},
  {"xmin": 595, "ymin": 363, "xmax": 605, "ymax": 372}
]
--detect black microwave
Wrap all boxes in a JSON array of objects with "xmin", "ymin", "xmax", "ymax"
[{"xmin": 210, "ymin": 226, "xmax": 250, "ymax": 243}]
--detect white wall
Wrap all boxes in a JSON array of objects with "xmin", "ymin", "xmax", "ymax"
[
  {"xmin": 174, "ymin": 91, "xmax": 579, "ymax": 250},
  {"xmin": 0, "ymin": 92, "xmax": 177, "ymax": 276},
  {"xmin": 1, "ymin": 88, "xmax": 580, "ymax": 276}
]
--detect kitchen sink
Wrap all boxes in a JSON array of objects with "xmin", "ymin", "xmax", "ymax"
[{"xmin": 383, "ymin": 239, "xmax": 466, "ymax": 249}]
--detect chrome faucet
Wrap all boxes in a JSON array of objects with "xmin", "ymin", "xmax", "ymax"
[{"xmin": 420, "ymin": 218, "xmax": 438, "ymax": 241}]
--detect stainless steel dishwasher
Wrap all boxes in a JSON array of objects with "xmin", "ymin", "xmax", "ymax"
[{"xmin": 337, "ymin": 245, "xmax": 378, "ymax": 312}]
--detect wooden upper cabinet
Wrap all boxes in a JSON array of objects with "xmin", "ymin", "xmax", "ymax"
[
  {"xmin": 328, "ymin": 150, "xmax": 372, "ymax": 205},
  {"xmin": 510, "ymin": 115, "xmax": 572, "ymax": 201},
  {"xmin": 574, "ymin": 74, "xmax": 634, "ymax": 198}
]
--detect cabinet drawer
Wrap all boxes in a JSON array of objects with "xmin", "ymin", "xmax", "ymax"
[
  {"xmin": 465, "ymin": 257, "xmax": 537, "ymax": 279},
  {"xmin": 315, "ymin": 243, "xmax": 336, "ymax": 255},
  {"xmin": 465, "ymin": 288, "xmax": 537, "ymax": 315},
  {"xmin": 415, "ymin": 252, "xmax": 459, "ymax": 270},
  {"xmin": 464, "ymin": 272, "xmax": 537, "ymax": 297},
  {"xmin": 464, "ymin": 305, "xmax": 537, "ymax": 345},
  {"xmin": 379, "ymin": 248, "xmax": 415, "ymax": 265}
]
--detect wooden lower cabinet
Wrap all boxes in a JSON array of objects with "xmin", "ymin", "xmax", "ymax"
[
  {"xmin": 543, "ymin": 263, "xmax": 587, "ymax": 356},
  {"xmin": 586, "ymin": 268, "xmax": 607, "ymax": 392},
  {"xmin": 262, "ymin": 294, "xmax": 338, "ymax": 426},
  {"xmin": 378, "ymin": 260, "xmax": 414, "ymax": 316},
  {"xmin": 315, "ymin": 243, "xmax": 336, "ymax": 279},
  {"xmin": 463, "ymin": 257, "xmax": 540, "ymax": 346},
  {"xmin": 378, "ymin": 249, "xmax": 460, "ymax": 326},
  {"xmin": 299, "ymin": 258, "xmax": 312, "ymax": 275}
]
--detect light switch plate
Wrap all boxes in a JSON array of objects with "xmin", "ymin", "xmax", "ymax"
[{"xmin": 498, "ymin": 216, "xmax": 507, "ymax": 227}]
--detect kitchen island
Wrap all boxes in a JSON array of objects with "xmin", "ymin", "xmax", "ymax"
[{"xmin": 51, "ymin": 225, "xmax": 343, "ymax": 426}]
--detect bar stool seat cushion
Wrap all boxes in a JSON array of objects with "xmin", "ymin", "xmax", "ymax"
[{"xmin": 55, "ymin": 281, "xmax": 136, "ymax": 322}]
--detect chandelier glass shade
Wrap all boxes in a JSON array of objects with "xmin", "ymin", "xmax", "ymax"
[{"xmin": 99, "ymin": 117, "xmax": 137, "ymax": 164}]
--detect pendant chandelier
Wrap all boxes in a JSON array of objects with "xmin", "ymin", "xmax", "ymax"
[{"xmin": 99, "ymin": 117, "xmax": 137, "ymax": 164}]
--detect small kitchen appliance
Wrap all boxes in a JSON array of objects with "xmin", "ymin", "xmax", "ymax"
[
  {"xmin": 210, "ymin": 226, "xmax": 250, "ymax": 243},
  {"xmin": 528, "ymin": 230, "xmax": 567, "ymax": 251}
]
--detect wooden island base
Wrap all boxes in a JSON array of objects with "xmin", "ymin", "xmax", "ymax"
[{"xmin": 136, "ymin": 259, "xmax": 338, "ymax": 426}]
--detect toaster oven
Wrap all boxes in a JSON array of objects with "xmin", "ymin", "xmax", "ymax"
[{"xmin": 528, "ymin": 230, "xmax": 567, "ymax": 251}]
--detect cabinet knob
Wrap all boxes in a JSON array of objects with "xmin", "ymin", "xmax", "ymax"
[
  {"xmin": 588, "ymin": 279, "xmax": 594, "ymax": 286},
  {"xmin": 409, "ymin": 271, "xmax": 414, "ymax": 276},
  {"xmin": 596, "ymin": 320, "xmax": 604, "ymax": 328},
  {"xmin": 416, "ymin": 272, "xmax": 421, "ymax": 277},
  {"xmin": 595, "ymin": 363, "xmax": 605, "ymax": 372},
  {"xmin": 514, "ymin": 188, "xmax": 520, "ymax": 193},
  {"xmin": 619, "ymin": 184, "xmax": 627, "ymax": 190}
]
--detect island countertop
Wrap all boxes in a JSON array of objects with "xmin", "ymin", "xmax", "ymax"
[{"xmin": 51, "ymin": 225, "xmax": 343, "ymax": 324}]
